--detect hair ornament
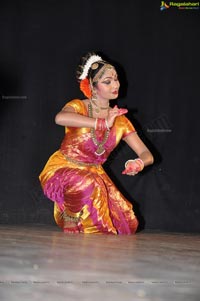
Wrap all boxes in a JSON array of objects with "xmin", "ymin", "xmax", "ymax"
[
  {"xmin": 78, "ymin": 55, "xmax": 102, "ymax": 80},
  {"xmin": 91, "ymin": 62, "xmax": 99, "ymax": 70},
  {"xmin": 80, "ymin": 78, "xmax": 92, "ymax": 98}
]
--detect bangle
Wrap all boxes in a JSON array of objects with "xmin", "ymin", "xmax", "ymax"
[
  {"xmin": 96, "ymin": 118, "xmax": 107, "ymax": 131},
  {"xmin": 96, "ymin": 118, "xmax": 101, "ymax": 131},
  {"xmin": 94, "ymin": 118, "xmax": 98, "ymax": 130},
  {"xmin": 125, "ymin": 158, "xmax": 144, "ymax": 171},
  {"xmin": 125, "ymin": 159, "xmax": 135, "ymax": 169},
  {"xmin": 136, "ymin": 158, "xmax": 144, "ymax": 171},
  {"xmin": 105, "ymin": 118, "xmax": 110, "ymax": 130}
]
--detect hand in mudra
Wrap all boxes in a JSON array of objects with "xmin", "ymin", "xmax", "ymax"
[
  {"xmin": 122, "ymin": 159, "xmax": 144, "ymax": 176},
  {"xmin": 107, "ymin": 105, "xmax": 128, "ymax": 128}
]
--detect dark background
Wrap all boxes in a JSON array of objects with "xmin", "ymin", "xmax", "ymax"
[{"xmin": 0, "ymin": 0, "xmax": 199, "ymax": 232}]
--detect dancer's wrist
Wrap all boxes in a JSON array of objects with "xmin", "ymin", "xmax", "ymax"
[
  {"xmin": 94, "ymin": 118, "xmax": 110, "ymax": 131},
  {"xmin": 125, "ymin": 158, "xmax": 144, "ymax": 172}
]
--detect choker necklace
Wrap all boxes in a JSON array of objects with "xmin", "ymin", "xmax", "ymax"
[
  {"xmin": 90, "ymin": 99, "xmax": 109, "ymax": 114},
  {"xmin": 88, "ymin": 103, "xmax": 110, "ymax": 156}
]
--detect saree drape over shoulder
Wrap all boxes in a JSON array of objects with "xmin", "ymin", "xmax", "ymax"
[{"xmin": 39, "ymin": 99, "xmax": 138, "ymax": 234}]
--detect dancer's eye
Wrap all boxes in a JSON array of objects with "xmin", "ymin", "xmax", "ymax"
[{"xmin": 102, "ymin": 80, "xmax": 111, "ymax": 85}]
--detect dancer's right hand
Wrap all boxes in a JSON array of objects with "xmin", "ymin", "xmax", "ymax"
[{"xmin": 107, "ymin": 105, "xmax": 128, "ymax": 128}]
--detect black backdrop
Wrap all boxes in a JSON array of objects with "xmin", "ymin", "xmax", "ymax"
[{"xmin": 0, "ymin": 0, "xmax": 199, "ymax": 232}]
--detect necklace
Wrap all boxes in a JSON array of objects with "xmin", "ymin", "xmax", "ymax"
[
  {"xmin": 90, "ymin": 99, "xmax": 109, "ymax": 114},
  {"xmin": 88, "ymin": 103, "xmax": 110, "ymax": 156}
]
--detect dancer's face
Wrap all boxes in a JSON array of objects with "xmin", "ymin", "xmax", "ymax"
[{"xmin": 94, "ymin": 68, "xmax": 120, "ymax": 101}]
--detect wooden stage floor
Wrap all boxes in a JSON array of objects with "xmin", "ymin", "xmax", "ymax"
[{"xmin": 0, "ymin": 225, "xmax": 199, "ymax": 301}]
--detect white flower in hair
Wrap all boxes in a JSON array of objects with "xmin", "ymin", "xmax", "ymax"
[{"xmin": 79, "ymin": 55, "xmax": 102, "ymax": 80}]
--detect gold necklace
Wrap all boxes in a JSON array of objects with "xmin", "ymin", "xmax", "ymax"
[
  {"xmin": 90, "ymin": 99, "xmax": 109, "ymax": 114},
  {"xmin": 88, "ymin": 103, "xmax": 110, "ymax": 156}
]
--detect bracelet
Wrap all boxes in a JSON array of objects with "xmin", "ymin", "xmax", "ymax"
[
  {"xmin": 96, "ymin": 118, "xmax": 107, "ymax": 131},
  {"xmin": 105, "ymin": 118, "xmax": 110, "ymax": 130},
  {"xmin": 98, "ymin": 118, "xmax": 104, "ymax": 131},
  {"xmin": 94, "ymin": 118, "xmax": 98, "ymax": 130},
  {"xmin": 125, "ymin": 159, "xmax": 135, "ymax": 169},
  {"xmin": 136, "ymin": 158, "xmax": 145, "ymax": 170},
  {"xmin": 125, "ymin": 158, "xmax": 144, "ymax": 171}
]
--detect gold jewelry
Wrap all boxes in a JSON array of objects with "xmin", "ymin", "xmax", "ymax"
[
  {"xmin": 92, "ymin": 63, "xmax": 114, "ymax": 83},
  {"xmin": 91, "ymin": 62, "xmax": 99, "ymax": 70},
  {"xmin": 62, "ymin": 153, "xmax": 100, "ymax": 167},
  {"xmin": 88, "ymin": 103, "xmax": 110, "ymax": 156},
  {"xmin": 61, "ymin": 209, "xmax": 83, "ymax": 221},
  {"xmin": 90, "ymin": 99, "xmax": 109, "ymax": 114},
  {"xmin": 62, "ymin": 212, "xmax": 79, "ymax": 223}
]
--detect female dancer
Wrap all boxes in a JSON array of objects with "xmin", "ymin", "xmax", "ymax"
[{"xmin": 39, "ymin": 52, "xmax": 154, "ymax": 234}]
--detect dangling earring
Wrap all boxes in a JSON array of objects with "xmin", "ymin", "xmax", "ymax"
[
  {"xmin": 91, "ymin": 88, "xmax": 100, "ymax": 114},
  {"xmin": 92, "ymin": 89, "xmax": 97, "ymax": 101}
]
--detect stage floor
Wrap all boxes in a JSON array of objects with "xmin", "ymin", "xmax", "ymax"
[{"xmin": 0, "ymin": 225, "xmax": 199, "ymax": 301}]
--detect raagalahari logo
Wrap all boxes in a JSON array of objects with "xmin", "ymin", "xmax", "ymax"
[{"xmin": 160, "ymin": 1, "xmax": 200, "ymax": 10}]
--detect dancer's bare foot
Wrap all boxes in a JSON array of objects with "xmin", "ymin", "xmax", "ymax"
[
  {"xmin": 63, "ymin": 221, "xmax": 80, "ymax": 234},
  {"xmin": 62, "ymin": 210, "xmax": 81, "ymax": 234}
]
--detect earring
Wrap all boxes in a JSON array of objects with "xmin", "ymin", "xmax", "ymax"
[
  {"xmin": 91, "ymin": 89, "xmax": 100, "ymax": 114},
  {"xmin": 92, "ymin": 89, "xmax": 97, "ymax": 101}
]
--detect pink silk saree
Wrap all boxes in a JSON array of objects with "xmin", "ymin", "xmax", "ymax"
[{"xmin": 39, "ymin": 99, "xmax": 138, "ymax": 234}]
